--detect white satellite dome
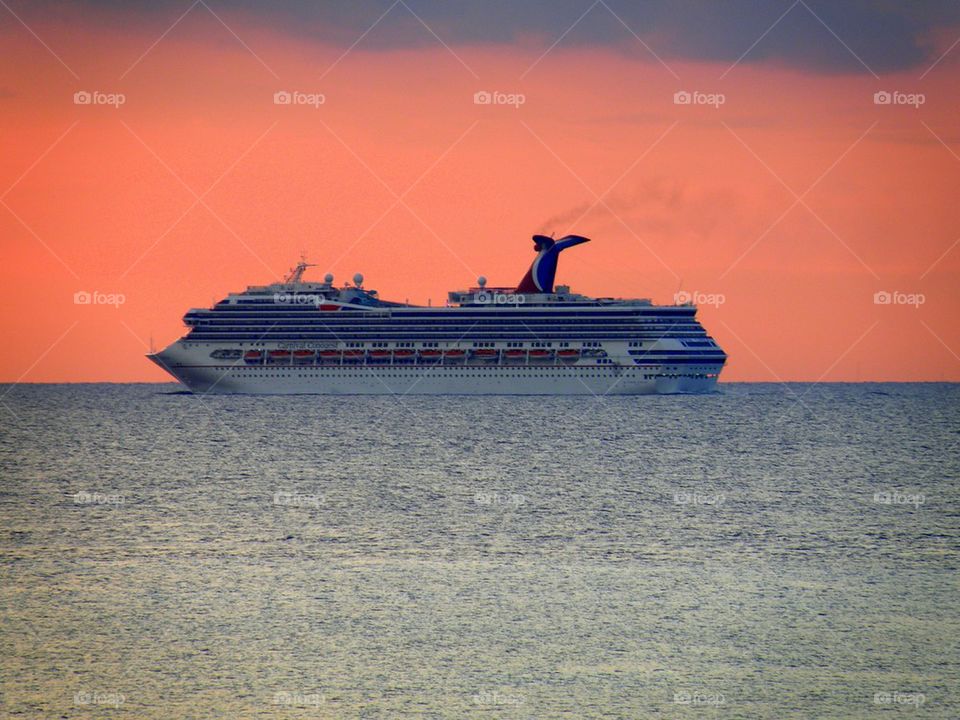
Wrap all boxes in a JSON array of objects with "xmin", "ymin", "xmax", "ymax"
[
  {"xmin": 353, "ymin": 273, "xmax": 364, "ymax": 287},
  {"xmin": 324, "ymin": 273, "xmax": 334, "ymax": 284},
  {"xmin": 477, "ymin": 276, "xmax": 487, "ymax": 288}
]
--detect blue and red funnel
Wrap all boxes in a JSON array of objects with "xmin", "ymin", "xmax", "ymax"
[{"xmin": 515, "ymin": 234, "xmax": 590, "ymax": 293}]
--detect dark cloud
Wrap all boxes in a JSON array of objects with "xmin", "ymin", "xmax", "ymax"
[{"xmin": 33, "ymin": 0, "xmax": 960, "ymax": 74}]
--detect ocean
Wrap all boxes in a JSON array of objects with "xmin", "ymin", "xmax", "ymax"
[{"xmin": 1, "ymin": 383, "xmax": 957, "ymax": 718}]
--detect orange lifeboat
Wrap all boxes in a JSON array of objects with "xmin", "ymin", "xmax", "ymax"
[{"xmin": 472, "ymin": 348, "xmax": 499, "ymax": 362}]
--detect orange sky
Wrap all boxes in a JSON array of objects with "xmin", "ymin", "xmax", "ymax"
[{"xmin": 2, "ymin": 7, "xmax": 959, "ymax": 382}]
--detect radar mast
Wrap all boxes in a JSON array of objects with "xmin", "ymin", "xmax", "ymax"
[{"xmin": 284, "ymin": 253, "xmax": 316, "ymax": 284}]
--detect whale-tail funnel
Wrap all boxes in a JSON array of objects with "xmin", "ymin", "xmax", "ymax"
[{"xmin": 515, "ymin": 234, "xmax": 590, "ymax": 293}]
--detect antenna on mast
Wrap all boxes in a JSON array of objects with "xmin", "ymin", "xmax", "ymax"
[{"xmin": 284, "ymin": 252, "xmax": 316, "ymax": 284}]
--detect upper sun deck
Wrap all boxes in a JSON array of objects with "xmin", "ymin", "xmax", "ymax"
[
  {"xmin": 209, "ymin": 282, "xmax": 658, "ymax": 310},
  {"xmin": 200, "ymin": 238, "xmax": 694, "ymax": 312},
  {"xmin": 446, "ymin": 283, "xmax": 654, "ymax": 308}
]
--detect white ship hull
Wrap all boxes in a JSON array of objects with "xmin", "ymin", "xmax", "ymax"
[
  {"xmin": 150, "ymin": 343, "xmax": 721, "ymax": 395},
  {"xmin": 159, "ymin": 363, "xmax": 718, "ymax": 395}
]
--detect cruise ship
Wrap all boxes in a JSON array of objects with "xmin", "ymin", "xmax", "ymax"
[{"xmin": 148, "ymin": 235, "xmax": 727, "ymax": 394}]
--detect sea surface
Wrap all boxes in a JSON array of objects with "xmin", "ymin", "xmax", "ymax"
[{"xmin": 1, "ymin": 383, "xmax": 958, "ymax": 719}]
